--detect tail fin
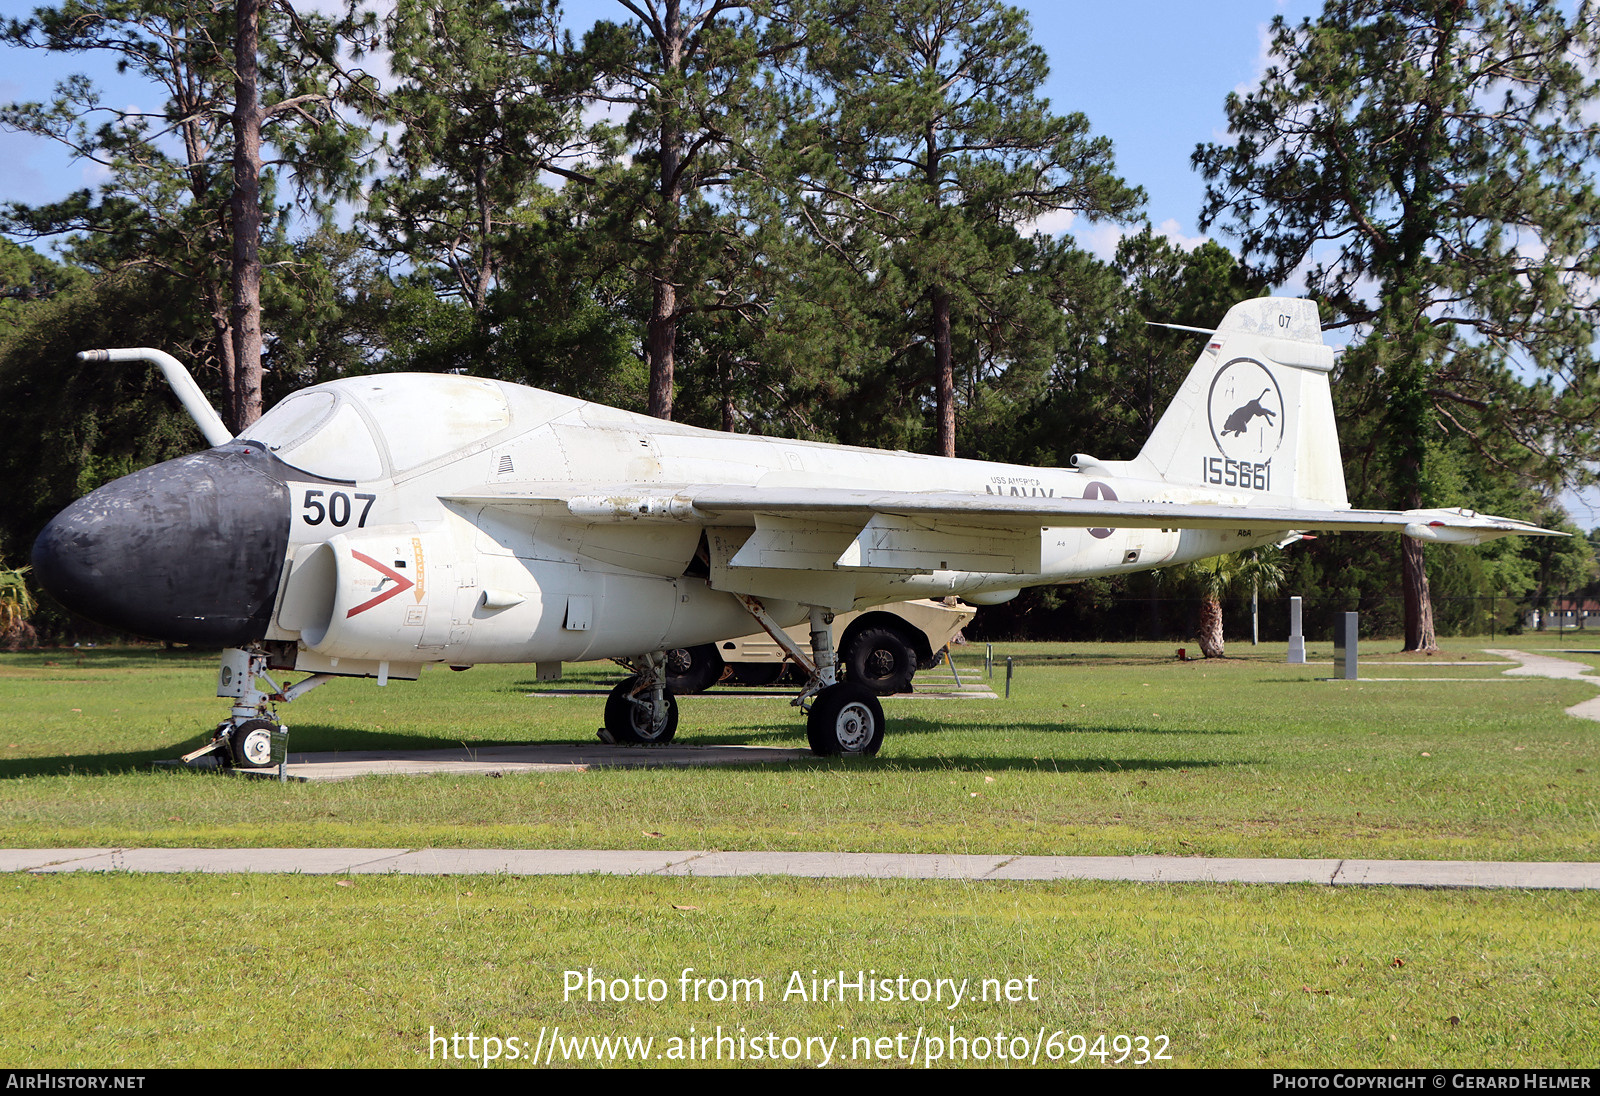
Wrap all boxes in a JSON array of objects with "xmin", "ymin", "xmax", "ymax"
[{"xmin": 1133, "ymin": 296, "xmax": 1348, "ymax": 508}]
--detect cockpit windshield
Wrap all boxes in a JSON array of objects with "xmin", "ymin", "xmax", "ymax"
[{"xmin": 249, "ymin": 390, "xmax": 385, "ymax": 481}]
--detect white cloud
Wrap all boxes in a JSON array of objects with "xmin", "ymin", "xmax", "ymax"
[
  {"xmin": 1234, "ymin": 20, "xmax": 1277, "ymax": 99},
  {"xmin": 1027, "ymin": 207, "xmax": 1077, "ymax": 237},
  {"xmin": 1153, "ymin": 218, "xmax": 1209, "ymax": 251},
  {"xmin": 1076, "ymin": 221, "xmax": 1126, "ymax": 262},
  {"xmin": 80, "ymin": 160, "xmax": 112, "ymax": 187}
]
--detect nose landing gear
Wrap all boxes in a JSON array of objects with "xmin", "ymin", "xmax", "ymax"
[
  {"xmin": 600, "ymin": 651, "xmax": 678, "ymax": 744},
  {"xmin": 180, "ymin": 647, "xmax": 334, "ymax": 775}
]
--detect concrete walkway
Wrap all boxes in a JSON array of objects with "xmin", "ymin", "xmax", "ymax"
[
  {"xmin": 3, "ymin": 848, "xmax": 1597, "ymax": 889},
  {"xmin": 1483, "ymin": 648, "xmax": 1600, "ymax": 721}
]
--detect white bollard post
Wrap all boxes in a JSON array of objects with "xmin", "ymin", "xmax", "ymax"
[{"xmin": 1286, "ymin": 596, "xmax": 1306, "ymax": 664}]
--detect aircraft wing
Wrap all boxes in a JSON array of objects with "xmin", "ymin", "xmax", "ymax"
[
  {"xmin": 449, "ymin": 484, "xmax": 1556, "ymax": 545},
  {"xmin": 682, "ymin": 488, "xmax": 1554, "ymax": 545}
]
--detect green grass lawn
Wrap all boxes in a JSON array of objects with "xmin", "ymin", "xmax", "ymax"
[
  {"xmin": 0, "ymin": 638, "xmax": 1595, "ymax": 859},
  {"xmin": 1, "ymin": 637, "xmax": 1596, "ymax": 1068},
  {"xmin": 4, "ymin": 873, "xmax": 1597, "ymax": 1068}
]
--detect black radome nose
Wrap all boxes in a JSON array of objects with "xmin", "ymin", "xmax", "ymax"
[{"xmin": 32, "ymin": 442, "xmax": 292, "ymax": 646}]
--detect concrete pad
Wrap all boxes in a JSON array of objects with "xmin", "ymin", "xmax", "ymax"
[
  {"xmin": 988, "ymin": 855, "xmax": 1343, "ymax": 884},
  {"xmin": 531, "ymin": 687, "xmax": 1000, "ymax": 700},
  {"xmin": 661, "ymin": 852, "xmax": 1010, "ymax": 879},
  {"xmin": 1333, "ymin": 860, "xmax": 1600, "ymax": 889},
  {"xmin": 167, "ymin": 742, "xmax": 813, "ymax": 782}
]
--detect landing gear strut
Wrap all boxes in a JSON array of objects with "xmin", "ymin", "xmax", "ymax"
[
  {"xmin": 736, "ymin": 597, "xmax": 887, "ymax": 757},
  {"xmin": 601, "ymin": 651, "xmax": 678, "ymax": 744},
  {"xmin": 182, "ymin": 647, "xmax": 333, "ymax": 773}
]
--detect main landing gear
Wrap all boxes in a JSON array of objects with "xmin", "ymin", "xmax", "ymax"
[
  {"xmin": 609, "ymin": 601, "xmax": 887, "ymax": 757},
  {"xmin": 736, "ymin": 598, "xmax": 885, "ymax": 757},
  {"xmin": 617, "ymin": 598, "xmax": 889, "ymax": 752}
]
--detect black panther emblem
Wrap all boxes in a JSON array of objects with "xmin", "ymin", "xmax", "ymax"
[
  {"xmin": 1221, "ymin": 389, "xmax": 1277, "ymax": 437},
  {"xmin": 1207, "ymin": 358, "xmax": 1285, "ymax": 461}
]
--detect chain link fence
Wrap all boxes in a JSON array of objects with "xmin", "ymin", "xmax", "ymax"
[{"xmin": 963, "ymin": 592, "xmax": 1594, "ymax": 644}]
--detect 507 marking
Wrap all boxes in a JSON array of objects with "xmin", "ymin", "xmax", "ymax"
[
  {"xmin": 1202, "ymin": 456, "xmax": 1271, "ymax": 491},
  {"xmin": 301, "ymin": 489, "xmax": 376, "ymax": 528}
]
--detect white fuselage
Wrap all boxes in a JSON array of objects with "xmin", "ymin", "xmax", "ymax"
[{"xmin": 255, "ymin": 376, "xmax": 1280, "ymax": 675}]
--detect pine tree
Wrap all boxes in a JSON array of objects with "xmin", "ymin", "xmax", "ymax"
[
  {"xmin": 1, "ymin": 0, "xmax": 375, "ymax": 430},
  {"xmin": 790, "ymin": 0, "xmax": 1141, "ymax": 456},
  {"xmin": 1194, "ymin": 0, "xmax": 1600, "ymax": 650},
  {"xmin": 570, "ymin": 0, "xmax": 799, "ymax": 420},
  {"xmin": 372, "ymin": 0, "xmax": 590, "ymax": 316}
]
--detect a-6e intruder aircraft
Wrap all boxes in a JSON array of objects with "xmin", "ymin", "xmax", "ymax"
[{"xmin": 33, "ymin": 297, "xmax": 1553, "ymax": 764}]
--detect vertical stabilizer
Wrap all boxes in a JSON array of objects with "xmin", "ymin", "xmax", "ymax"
[{"xmin": 1134, "ymin": 297, "xmax": 1348, "ymax": 508}]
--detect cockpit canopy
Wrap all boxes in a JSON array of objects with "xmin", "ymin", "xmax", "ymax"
[{"xmin": 247, "ymin": 375, "xmax": 514, "ymax": 481}]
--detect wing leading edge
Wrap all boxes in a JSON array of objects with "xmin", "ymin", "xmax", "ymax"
[{"xmin": 448, "ymin": 483, "xmax": 1556, "ymax": 545}]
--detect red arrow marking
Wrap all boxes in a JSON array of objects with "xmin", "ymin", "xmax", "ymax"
[{"xmin": 346, "ymin": 550, "xmax": 416, "ymax": 618}]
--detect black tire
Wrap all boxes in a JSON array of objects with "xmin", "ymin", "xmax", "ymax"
[
  {"xmin": 604, "ymin": 676, "xmax": 678, "ymax": 744},
  {"xmin": 841, "ymin": 626, "xmax": 918, "ymax": 695},
  {"xmin": 726, "ymin": 662, "xmax": 785, "ymax": 688},
  {"xmin": 665, "ymin": 644, "xmax": 724, "ymax": 694},
  {"xmin": 805, "ymin": 683, "xmax": 885, "ymax": 757},
  {"xmin": 229, "ymin": 717, "xmax": 280, "ymax": 768}
]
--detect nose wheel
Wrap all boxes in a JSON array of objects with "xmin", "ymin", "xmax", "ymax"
[
  {"xmin": 227, "ymin": 717, "xmax": 284, "ymax": 768},
  {"xmin": 178, "ymin": 647, "xmax": 334, "ymax": 774},
  {"xmin": 603, "ymin": 676, "xmax": 680, "ymax": 744}
]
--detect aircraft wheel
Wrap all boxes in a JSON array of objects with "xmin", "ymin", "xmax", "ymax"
[
  {"xmin": 842, "ymin": 626, "xmax": 917, "ymax": 695},
  {"xmin": 229, "ymin": 718, "xmax": 280, "ymax": 768},
  {"xmin": 665, "ymin": 644, "xmax": 723, "ymax": 694},
  {"xmin": 806, "ymin": 683, "xmax": 884, "ymax": 757},
  {"xmin": 604, "ymin": 677, "xmax": 679, "ymax": 744}
]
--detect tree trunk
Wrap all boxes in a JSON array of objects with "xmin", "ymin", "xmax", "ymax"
[
  {"xmin": 229, "ymin": 0, "xmax": 265, "ymax": 432},
  {"xmin": 209, "ymin": 298, "xmax": 236, "ymax": 436},
  {"xmin": 647, "ymin": 279, "xmax": 677, "ymax": 420},
  {"xmin": 933, "ymin": 285, "xmax": 954, "ymax": 457},
  {"xmin": 1401, "ymin": 535, "xmax": 1437, "ymax": 652},
  {"xmin": 1197, "ymin": 595, "xmax": 1225, "ymax": 658},
  {"xmin": 645, "ymin": 0, "xmax": 683, "ymax": 422}
]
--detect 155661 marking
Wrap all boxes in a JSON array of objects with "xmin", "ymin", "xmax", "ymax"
[{"xmin": 1202, "ymin": 456, "xmax": 1271, "ymax": 491}]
